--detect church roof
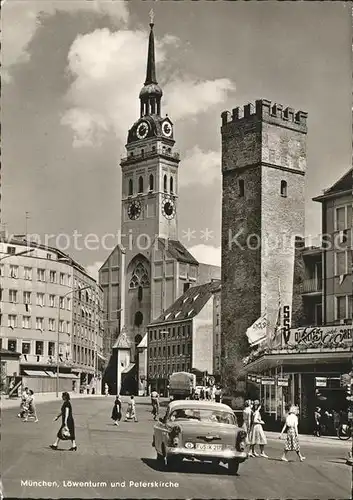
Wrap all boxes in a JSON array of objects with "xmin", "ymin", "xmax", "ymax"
[
  {"xmin": 149, "ymin": 279, "xmax": 221, "ymax": 326},
  {"xmin": 158, "ymin": 238, "xmax": 199, "ymax": 265},
  {"xmin": 313, "ymin": 168, "xmax": 352, "ymax": 202},
  {"xmin": 137, "ymin": 333, "xmax": 148, "ymax": 349}
]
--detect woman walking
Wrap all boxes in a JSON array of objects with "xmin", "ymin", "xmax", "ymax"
[
  {"xmin": 23, "ymin": 390, "xmax": 39, "ymax": 422},
  {"xmin": 124, "ymin": 396, "xmax": 138, "ymax": 422},
  {"xmin": 313, "ymin": 407, "xmax": 321, "ymax": 437},
  {"xmin": 249, "ymin": 400, "xmax": 268, "ymax": 458},
  {"xmin": 242, "ymin": 400, "xmax": 253, "ymax": 446},
  {"xmin": 50, "ymin": 392, "xmax": 77, "ymax": 451},
  {"xmin": 279, "ymin": 405, "xmax": 305, "ymax": 462},
  {"xmin": 111, "ymin": 395, "xmax": 122, "ymax": 426}
]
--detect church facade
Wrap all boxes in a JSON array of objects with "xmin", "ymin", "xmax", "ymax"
[{"xmin": 99, "ymin": 20, "xmax": 220, "ymax": 395}]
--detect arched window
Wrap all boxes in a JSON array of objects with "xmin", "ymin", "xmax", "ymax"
[
  {"xmin": 129, "ymin": 262, "xmax": 150, "ymax": 289},
  {"xmin": 149, "ymin": 174, "xmax": 154, "ymax": 191},
  {"xmin": 138, "ymin": 286, "xmax": 143, "ymax": 301},
  {"xmin": 281, "ymin": 180, "xmax": 287, "ymax": 198},
  {"xmin": 134, "ymin": 312, "xmax": 143, "ymax": 327},
  {"xmin": 138, "ymin": 176, "xmax": 143, "ymax": 193},
  {"xmin": 128, "ymin": 179, "xmax": 133, "ymax": 196},
  {"xmin": 170, "ymin": 176, "xmax": 174, "ymax": 193},
  {"xmin": 163, "ymin": 174, "xmax": 167, "ymax": 192},
  {"xmin": 239, "ymin": 179, "xmax": 245, "ymax": 197}
]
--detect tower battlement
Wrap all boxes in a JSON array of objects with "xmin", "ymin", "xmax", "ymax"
[{"xmin": 221, "ymin": 99, "xmax": 307, "ymax": 133}]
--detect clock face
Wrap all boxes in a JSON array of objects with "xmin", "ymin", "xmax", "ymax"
[
  {"xmin": 136, "ymin": 121, "xmax": 149, "ymax": 140},
  {"xmin": 162, "ymin": 120, "xmax": 173, "ymax": 138},
  {"xmin": 162, "ymin": 197, "xmax": 176, "ymax": 220},
  {"xmin": 128, "ymin": 200, "xmax": 142, "ymax": 220}
]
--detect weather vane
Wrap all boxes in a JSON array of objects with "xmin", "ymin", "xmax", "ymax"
[{"xmin": 149, "ymin": 8, "xmax": 154, "ymax": 24}]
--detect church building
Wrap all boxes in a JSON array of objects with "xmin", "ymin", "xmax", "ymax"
[{"xmin": 99, "ymin": 18, "xmax": 220, "ymax": 395}]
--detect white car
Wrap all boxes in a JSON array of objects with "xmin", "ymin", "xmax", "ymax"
[{"xmin": 152, "ymin": 400, "xmax": 248, "ymax": 474}]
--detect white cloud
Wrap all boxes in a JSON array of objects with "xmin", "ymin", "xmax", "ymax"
[
  {"xmin": 187, "ymin": 244, "xmax": 221, "ymax": 267},
  {"xmin": 2, "ymin": 0, "xmax": 129, "ymax": 77},
  {"xmin": 179, "ymin": 146, "xmax": 221, "ymax": 186},
  {"xmin": 86, "ymin": 260, "xmax": 104, "ymax": 281}
]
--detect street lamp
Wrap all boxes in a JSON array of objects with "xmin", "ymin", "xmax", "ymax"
[
  {"xmin": 0, "ymin": 248, "xmax": 34, "ymax": 261},
  {"xmin": 56, "ymin": 284, "xmax": 91, "ymax": 397},
  {"xmin": 160, "ymin": 330, "xmax": 169, "ymax": 396}
]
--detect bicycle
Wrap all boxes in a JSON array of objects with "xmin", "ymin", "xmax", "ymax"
[{"xmin": 337, "ymin": 423, "xmax": 352, "ymax": 440}]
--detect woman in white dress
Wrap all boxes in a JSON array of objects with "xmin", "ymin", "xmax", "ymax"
[
  {"xmin": 242, "ymin": 400, "xmax": 253, "ymax": 446},
  {"xmin": 279, "ymin": 405, "xmax": 305, "ymax": 462},
  {"xmin": 249, "ymin": 400, "xmax": 268, "ymax": 458}
]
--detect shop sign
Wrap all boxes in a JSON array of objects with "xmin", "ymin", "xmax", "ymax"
[
  {"xmin": 277, "ymin": 377, "xmax": 289, "ymax": 387},
  {"xmin": 256, "ymin": 377, "xmax": 262, "ymax": 383},
  {"xmin": 284, "ymin": 325, "xmax": 353, "ymax": 347},
  {"xmin": 261, "ymin": 377, "xmax": 275, "ymax": 386},
  {"xmin": 315, "ymin": 377, "xmax": 327, "ymax": 387}
]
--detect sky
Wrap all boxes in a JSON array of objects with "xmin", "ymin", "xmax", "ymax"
[{"xmin": 2, "ymin": 0, "xmax": 352, "ymax": 279}]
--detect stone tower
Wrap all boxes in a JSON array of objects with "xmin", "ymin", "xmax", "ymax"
[{"xmin": 220, "ymin": 99, "xmax": 308, "ymax": 361}]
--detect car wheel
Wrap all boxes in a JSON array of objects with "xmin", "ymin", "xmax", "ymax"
[{"xmin": 228, "ymin": 460, "xmax": 240, "ymax": 475}]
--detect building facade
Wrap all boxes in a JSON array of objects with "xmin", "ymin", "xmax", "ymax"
[{"xmin": 0, "ymin": 237, "xmax": 104, "ymax": 393}]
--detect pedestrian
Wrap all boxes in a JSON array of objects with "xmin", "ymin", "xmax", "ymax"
[
  {"xmin": 215, "ymin": 386, "xmax": 222, "ymax": 403},
  {"xmin": 124, "ymin": 395, "xmax": 138, "ymax": 422},
  {"xmin": 314, "ymin": 407, "xmax": 321, "ymax": 437},
  {"xmin": 50, "ymin": 392, "xmax": 77, "ymax": 451},
  {"xmin": 23, "ymin": 390, "xmax": 38, "ymax": 422},
  {"xmin": 111, "ymin": 395, "xmax": 122, "ymax": 426},
  {"xmin": 151, "ymin": 389, "xmax": 159, "ymax": 420},
  {"xmin": 279, "ymin": 405, "xmax": 305, "ymax": 462},
  {"xmin": 18, "ymin": 387, "xmax": 29, "ymax": 419},
  {"xmin": 249, "ymin": 400, "xmax": 268, "ymax": 458},
  {"xmin": 200, "ymin": 387, "xmax": 205, "ymax": 400},
  {"xmin": 333, "ymin": 409, "xmax": 341, "ymax": 434},
  {"xmin": 104, "ymin": 383, "xmax": 109, "ymax": 397},
  {"xmin": 242, "ymin": 400, "xmax": 253, "ymax": 444}
]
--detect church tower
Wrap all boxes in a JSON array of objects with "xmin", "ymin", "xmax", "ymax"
[{"xmin": 220, "ymin": 100, "xmax": 308, "ymax": 363}]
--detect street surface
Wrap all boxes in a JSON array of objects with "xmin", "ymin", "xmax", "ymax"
[{"xmin": 2, "ymin": 397, "xmax": 351, "ymax": 499}]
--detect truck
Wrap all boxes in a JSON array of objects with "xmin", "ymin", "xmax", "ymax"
[{"xmin": 169, "ymin": 372, "xmax": 196, "ymax": 400}]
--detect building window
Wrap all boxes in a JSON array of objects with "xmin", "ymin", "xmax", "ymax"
[
  {"xmin": 36, "ymin": 317, "xmax": 44, "ymax": 330},
  {"xmin": 7, "ymin": 246, "xmax": 16, "ymax": 255},
  {"xmin": 35, "ymin": 341, "xmax": 43, "ymax": 355},
  {"xmin": 48, "ymin": 342, "xmax": 55, "ymax": 356},
  {"xmin": 129, "ymin": 262, "xmax": 150, "ymax": 289},
  {"xmin": 67, "ymin": 298, "xmax": 71, "ymax": 311},
  {"xmin": 59, "ymin": 320, "xmax": 64, "ymax": 333},
  {"xmin": 49, "ymin": 295, "xmax": 55, "ymax": 307},
  {"xmin": 335, "ymin": 251, "xmax": 348, "ymax": 276},
  {"xmin": 9, "ymin": 265, "xmax": 18, "ymax": 278},
  {"xmin": 280, "ymin": 180, "xmax": 288, "ymax": 198},
  {"xmin": 50, "ymin": 270, "xmax": 56, "ymax": 283},
  {"xmin": 59, "ymin": 296, "xmax": 65, "ymax": 309},
  {"xmin": 177, "ymin": 344, "xmax": 180, "ymax": 355},
  {"xmin": 182, "ymin": 344, "xmax": 185, "ymax": 355},
  {"xmin": 138, "ymin": 176, "xmax": 144, "ymax": 193},
  {"xmin": 335, "ymin": 205, "xmax": 352, "ymax": 231},
  {"xmin": 60, "ymin": 273, "xmax": 65, "ymax": 285},
  {"xmin": 170, "ymin": 176, "xmax": 174, "ymax": 193},
  {"xmin": 239, "ymin": 179, "xmax": 245, "ymax": 197},
  {"xmin": 138, "ymin": 286, "xmax": 143, "ymax": 301},
  {"xmin": 9, "ymin": 290, "xmax": 18, "ymax": 303},
  {"xmin": 22, "ymin": 316, "xmax": 31, "ymax": 329},
  {"xmin": 149, "ymin": 174, "xmax": 154, "ymax": 191},
  {"xmin": 22, "ymin": 342, "xmax": 31, "ymax": 354},
  {"xmin": 141, "ymin": 149, "xmax": 145, "ymax": 157},
  {"xmin": 23, "ymin": 291, "xmax": 31, "ymax": 304},
  {"xmin": 36, "ymin": 293, "xmax": 45, "ymax": 307},
  {"xmin": 37, "ymin": 268, "xmax": 45, "ymax": 281},
  {"xmin": 8, "ymin": 339, "xmax": 17, "ymax": 352},
  {"xmin": 183, "ymin": 283, "xmax": 191, "ymax": 293},
  {"xmin": 49, "ymin": 318, "xmax": 55, "ymax": 331},
  {"xmin": 128, "ymin": 179, "xmax": 133, "ymax": 196},
  {"xmin": 8, "ymin": 315, "xmax": 17, "ymax": 328},
  {"xmin": 336, "ymin": 296, "xmax": 348, "ymax": 320},
  {"xmin": 163, "ymin": 174, "xmax": 167, "ymax": 192},
  {"xmin": 47, "ymin": 253, "xmax": 52, "ymax": 259},
  {"xmin": 134, "ymin": 311, "xmax": 143, "ymax": 327},
  {"xmin": 24, "ymin": 267, "xmax": 32, "ymax": 280},
  {"xmin": 172, "ymin": 345, "xmax": 175, "ymax": 355}
]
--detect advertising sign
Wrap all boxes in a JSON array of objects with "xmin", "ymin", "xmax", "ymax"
[
  {"xmin": 261, "ymin": 377, "xmax": 275, "ymax": 386},
  {"xmin": 277, "ymin": 377, "xmax": 289, "ymax": 387},
  {"xmin": 315, "ymin": 377, "xmax": 327, "ymax": 387},
  {"xmin": 283, "ymin": 325, "xmax": 352, "ymax": 347}
]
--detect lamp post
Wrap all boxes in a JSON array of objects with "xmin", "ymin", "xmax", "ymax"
[
  {"xmin": 56, "ymin": 284, "xmax": 91, "ymax": 397},
  {"xmin": 160, "ymin": 330, "xmax": 169, "ymax": 396}
]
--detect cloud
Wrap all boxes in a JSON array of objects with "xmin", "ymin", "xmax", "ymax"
[
  {"xmin": 86, "ymin": 260, "xmax": 104, "ymax": 281},
  {"xmin": 60, "ymin": 27, "xmax": 234, "ymax": 148},
  {"xmin": 179, "ymin": 146, "xmax": 221, "ymax": 186},
  {"xmin": 187, "ymin": 244, "xmax": 221, "ymax": 267},
  {"xmin": 2, "ymin": 0, "xmax": 129, "ymax": 78}
]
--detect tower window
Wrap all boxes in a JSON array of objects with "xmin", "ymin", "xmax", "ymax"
[
  {"xmin": 138, "ymin": 286, "xmax": 143, "ymax": 301},
  {"xmin": 239, "ymin": 179, "xmax": 245, "ymax": 197},
  {"xmin": 170, "ymin": 176, "xmax": 174, "ymax": 193},
  {"xmin": 134, "ymin": 311, "xmax": 143, "ymax": 327},
  {"xmin": 281, "ymin": 180, "xmax": 287, "ymax": 198},
  {"xmin": 128, "ymin": 179, "xmax": 133, "ymax": 196},
  {"xmin": 163, "ymin": 174, "xmax": 167, "ymax": 192},
  {"xmin": 141, "ymin": 149, "xmax": 145, "ymax": 157},
  {"xmin": 149, "ymin": 174, "xmax": 154, "ymax": 191},
  {"xmin": 138, "ymin": 176, "xmax": 144, "ymax": 193}
]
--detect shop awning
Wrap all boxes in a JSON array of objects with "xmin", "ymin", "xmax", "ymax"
[
  {"xmin": 45, "ymin": 372, "xmax": 79, "ymax": 379},
  {"xmin": 23, "ymin": 370, "xmax": 49, "ymax": 377},
  {"xmin": 122, "ymin": 363, "xmax": 135, "ymax": 374}
]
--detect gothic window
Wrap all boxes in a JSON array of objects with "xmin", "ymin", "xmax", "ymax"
[
  {"xmin": 281, "ymin": 180, "xmax": 287, "ymax": 198},
  {"xmin": 149, "ymin": 174, "xmax": 154, "ymax": 191},
  {"xmin": 129, "ymin": 262, "xmax": 150, "ymax": 289},
  {"xmin": 170, "ymin": 176, "xmax": 174, "ymax": 193},
  {"xmin": 134, "ymin": 312, "xmax": 143, "ymax": 327},
  {"xmin": 128, "ymin": 179, "xmax": 133, "ymax": 196},
  {"xmin": 138, "ymin": 286, "xmax": 143, "ymax": 301},
  {"xmin": 239, "ymin": 179, "xmax": 245, "ymax": 197},
  {"xmin": 163, "ymin": 174, "xmax": 167, "ymax": 192},
  {"xmin": 138, "ymin": 176, "xmax": 144, "ymax": 193}
]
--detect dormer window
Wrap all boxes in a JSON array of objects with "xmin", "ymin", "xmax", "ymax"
[
  {"xmin": 170, "ymin": 176, "xmax": 174, "ymax": 193},
  {"xmin": 149, "ymin": 174, "xmax": 154, "ymax": 191},
  {"xmin": 138, "ymin": 176, "xmax": 144, "ymax": 193},
  {"xmin": 128, "ymin": 179, "xmax": 133, "ymax": 196},
  {"xmin": 281, "ymin": 180, "xmax": 287, "ymax": 198},
  {"xmin": 163, "ymin": 174, "xmax": 167, "ymax": 192}
]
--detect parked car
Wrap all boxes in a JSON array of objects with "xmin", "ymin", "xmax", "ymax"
[{"xmin": 152, "ymin": 400, "xmax": 248, "ymax": 474}]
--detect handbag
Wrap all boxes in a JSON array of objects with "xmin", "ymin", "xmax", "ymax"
[{"xmin": 60, "ymin": 426, "xmax": 71, "ymax": 440}]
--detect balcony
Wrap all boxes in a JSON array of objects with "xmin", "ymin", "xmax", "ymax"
[
  {"xmin": 120, "ymin": 147, "xmax": 180, "ymax": 165},
  {"xmin": 300, "ymin": 278, "xmax": 323, "ymax": 295}
]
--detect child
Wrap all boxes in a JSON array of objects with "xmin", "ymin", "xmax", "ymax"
[
  {"xmin": 23, "ymin": 390, "xmax": 39, "ymax": 422},
  {"xmin": 124, "ymin": 396, "xmax": 138, "ymax": 422}
]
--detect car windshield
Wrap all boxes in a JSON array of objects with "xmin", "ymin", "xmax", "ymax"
[{"xmin": 168, "ymin": 408, "xmax": 235, "ymax": 425}]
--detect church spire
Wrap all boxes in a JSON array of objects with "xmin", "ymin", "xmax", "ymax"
[{"xmin": 139, "ymin": 10, "xmax": 163, "ymax": 117}]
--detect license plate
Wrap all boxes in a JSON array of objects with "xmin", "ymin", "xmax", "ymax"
[{"xmin": 195, "ymin": 443, "xmax": 222, "ymax": 451}]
